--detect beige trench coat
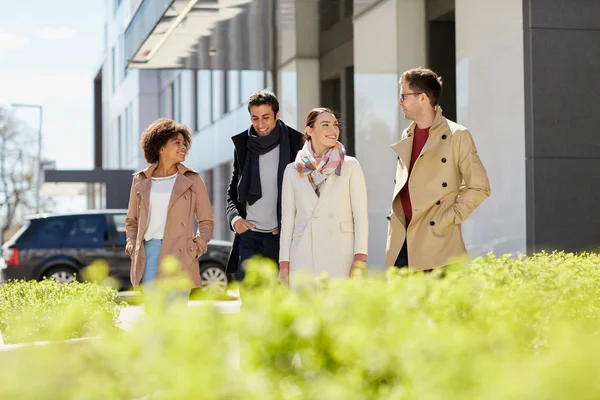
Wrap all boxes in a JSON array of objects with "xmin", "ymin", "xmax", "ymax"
[
  {"xmin": 385, "ymin": 106, "xmax": 491, "ymax": 270},
  {"xmin": 125, "ymin": 163, "xmax": 214, "ymax": 288}
]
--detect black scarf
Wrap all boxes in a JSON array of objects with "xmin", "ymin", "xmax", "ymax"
[{"xmin": 238, "ymin": 120, "xmax": 291, "ymax": 205}]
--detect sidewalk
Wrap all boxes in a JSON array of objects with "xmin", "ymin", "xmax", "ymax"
[{"xmin": 117, "ymin": 291, "xmax": 242, "ymax": 331}]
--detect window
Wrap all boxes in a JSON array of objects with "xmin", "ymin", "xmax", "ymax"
[
  {"xmin": 227, "ymin": 70, "xmax": 241, "ymax": 112},
  {"xmin": 63, "ymin": 215, "xmax": 107, "ymax": 248},
  {"xmin": 25, "ymin": 219, "xmax": 67, "ymax": 248},
  {"xmin": 211, "ymin": 70, "xmax": 224, "ymax": 122},
  {"xmin": 196, "ymin": 70, "xmax": 212, "ymax": 130},
  {"xmin": 112, "ymin": 214, "xmax": 127, "ymax": 245},
  {"xmin": 170, "ymin": 81, "xmax": 176, "ymax": 120},
  {"xmin": 124, "ymin": 106, "xmax": 130, "ymax": 166},
  {"xmin": 241, "ymin": 70, "xmax": 264, "ymax": 102},
  {"xmin": 202, "ymin": 169, "xmax": 214, "ymax": 208},
  {"xmin": 103, "ymin": 24, "xmax": 107, "ymax": 50},
  {"xmin": 117, "ymin": 115, "xmax": 123, "ymax": 168},
  {"xmin": 120, "ymin": 34, "xmax": 127, "ymax": 80},
  {"xmin": 172, "ymin": 74, "xmax": 182, "ymax": 122},
  {"xmin": 111, "ymin": 46, "xmax": 116, "ymax": 92},
  {"xmin": 192, "ymin": 72, "xmax": 198, "ymax": 131}
]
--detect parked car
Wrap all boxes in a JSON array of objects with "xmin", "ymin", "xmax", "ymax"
[{"xmin": 0, "ymin": 210, "xmax": 233, "ymax": 292}]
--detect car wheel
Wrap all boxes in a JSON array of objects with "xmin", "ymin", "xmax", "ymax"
[
  {"xmin": 200, "ymin": 262, "xmax": 228, "ymax": 293},
  {"xmin": 44, "ymin": 266, "xmax": 77, "ymax": 284}
]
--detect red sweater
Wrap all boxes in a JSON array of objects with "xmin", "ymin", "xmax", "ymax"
[{"xmin": 400, "ymin": 126, "xmax": 429, "ymax": 226}]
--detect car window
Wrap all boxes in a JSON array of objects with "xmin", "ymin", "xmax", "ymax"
[
  {"xmin": 63, "ymin": 215, "xmax": 107, "ymax": 248},
  {"xmin": 25, "ymin": 219, "xmax": 67, "ymax": 248},
  {"xmin": 112, "ymin": 214, "xmax": 127, "ymax": 245}
]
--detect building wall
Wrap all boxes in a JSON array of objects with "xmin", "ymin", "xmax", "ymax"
[
  {"xmin": 455, "ymin": 0, "xmax": 527, "ymax": 256},
  {"xmin": 106, "ymin": 0, "xmax": 597, "ymax": 257},
  {"xmin": 523, "ymin": 0, "xmax": 600, "ymax": 253},
  {"xmin": 102, "ymin": 0, "xmax": 153, "ymax": 172}
]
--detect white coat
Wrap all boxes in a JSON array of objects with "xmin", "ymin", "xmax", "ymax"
[{"xmin": 279, "ymin": 156, "xmax": 368, "ymax": 286}]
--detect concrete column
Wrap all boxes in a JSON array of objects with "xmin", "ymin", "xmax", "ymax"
[
  {"xmin": 455, "ymin": 0, "xmax": 527, "ymax": 256},
  {"xmin": 276, "ymin": 0, "xmax": 320, "ymax": 131},
  {"xmin": 353, "ymin": 0, "xmax": 426, "ymax": 267}
]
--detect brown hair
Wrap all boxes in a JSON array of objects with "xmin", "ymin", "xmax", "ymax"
[
  {"xmin": 303, "ymin": 107, "xmax": 336, "ymax": 142},
  {"xmin": 140, "ymin": 118, "xmax": 192, "ymax": 164},
  {"xmin": 247, "ymin": 90, "xmax": 280, "ymax": 115},
  {"xmin": 400, "ymin": 68, "xmax": 443, "ymax": 107}
]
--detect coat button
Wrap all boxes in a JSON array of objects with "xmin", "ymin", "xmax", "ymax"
[
  {"xmin": 184, "ymin": 195, "xmax": 188, "ymax": 200},
  {"xmin": 442, "ymin": 182, "xmax": 447, "ymax": 188},
  {"xmin": 441, "ymin": 158, "xmax": 447, "ymax": 163},
  {"xmin": 430, "ymin": 221, "xmax": 435, "ymax": 226},
  {"xmin": 394, "ymin": 179, "xmax": 396, "ymax": 184},
  {"xmin": 179, "ymin": 248, "xmax": 183, "ymax": 252},
  {"xmin": 386, "ymin": 216, "xmax": 391, "ymax": 221},
  {"xmin": 436, "ymin": 200, "xmax": 441, "ymax": 205},
  {"xmin": 442, "ymin": 134, "xmax": 447, "ymax": 139},
  {"xmin": 181, "ymin": 222, "xmax": 186, "ymax": 227},
  {"xmin": 189, "ymin": 247, "xmax": 194, "ymax": 252}
]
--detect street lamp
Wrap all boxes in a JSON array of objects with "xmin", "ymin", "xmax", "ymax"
[{"xmin": 10, "ymin": 103, "xmax": 43, "ymax": 214}]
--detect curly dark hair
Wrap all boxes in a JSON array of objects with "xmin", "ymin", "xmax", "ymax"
[
  {"xmin": 140, "ymin": 118, "xmax": 192, "ymax": 164},
  {"xmin": 247, "ymin": 90, "xmax": 280, "ymax": 115}
]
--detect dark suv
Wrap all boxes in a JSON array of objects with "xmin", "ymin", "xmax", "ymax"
[{"xmin": 0, "ymin": 210, "xmax": 233, "ymax": 291}]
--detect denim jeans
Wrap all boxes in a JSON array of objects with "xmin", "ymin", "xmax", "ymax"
[
  {"xmin": 238, "ymin": 230, "xmax": 280, "ymax": 281},
  {"xmin": 142, "ymin": 239, "xmax": 190, "ymax": 302}
]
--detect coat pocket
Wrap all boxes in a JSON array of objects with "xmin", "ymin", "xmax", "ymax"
[
  {"xmin": 431, "ymin": 202, "xmax": 456, "ymax": 236},
  {"xmin": 187, "ymin": 238, "xmax": 199, "ymax": 260},
  {"xmin": 340, "ymin": 221, "xmax": 354, "ymax": 233}
]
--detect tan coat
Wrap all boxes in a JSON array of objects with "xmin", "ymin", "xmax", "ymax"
[
  {"xmin": 385, "ymin": 106, "xmax": 490, "ymax": 270},
  {"xmin": 125, "ymin": 163, "xmax": 214, "ymax": 288},
  {"xmin": 279, "ymin": 157, "xmax": 369, "ymax": 286}
]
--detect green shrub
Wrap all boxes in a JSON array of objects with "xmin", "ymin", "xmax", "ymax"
[
  {"xmin": 1, "ymin": 252, "xmax": 600, "ymax": 399},
  {"xmin": 0, "ymin": 279, "xmax": 123, "ymax": 344}
]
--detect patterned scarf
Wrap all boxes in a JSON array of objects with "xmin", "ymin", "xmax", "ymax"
[{"xmin": 294, "ymin": 140, "xmax": 345, "ymax": 196}]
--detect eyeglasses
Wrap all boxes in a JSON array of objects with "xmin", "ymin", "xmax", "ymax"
[{"xmin": 398, "ymin": 92, "xmax": 423, "ymax": 102}]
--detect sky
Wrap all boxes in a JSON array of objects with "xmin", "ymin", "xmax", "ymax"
[
  {"xmin": 0, "ymin": 0, "xmax": 105, "ymax": 214},
  {"xmin": 0, "ymin": 0, "xmax": 104, "ymax": 170}
]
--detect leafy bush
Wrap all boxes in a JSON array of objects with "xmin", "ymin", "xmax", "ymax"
[
  {"xmin": 1, "ymin": 252, "xmax": 600, "ymax": 399},
  {"xmin": 0, "ymin": 278, "xmax": 123, "ymax": 344}
]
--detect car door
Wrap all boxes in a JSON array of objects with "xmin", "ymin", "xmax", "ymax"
[{"xmin": 61, "ymin": 214, "xmax": 112, "ymax": 278}]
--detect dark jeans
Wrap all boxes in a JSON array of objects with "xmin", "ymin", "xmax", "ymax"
[
  {"xmin": 394, "ymin": 240, "xmax": 408, "ymax": 269},
  {"xmin": 238, "ymin": 230, "xmax": 280, "ymax": 281}
]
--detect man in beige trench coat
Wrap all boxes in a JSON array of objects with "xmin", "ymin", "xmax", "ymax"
[{"xmin": 386, "ymin": 68, "xmax": 491, "ymax": 271}]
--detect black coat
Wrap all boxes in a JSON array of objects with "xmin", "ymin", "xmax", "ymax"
[{"xmin": 225, "ymin": 124, "xmax": 303, "ymax": 278}]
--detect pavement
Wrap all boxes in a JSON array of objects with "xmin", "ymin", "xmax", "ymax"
[{"xmin": 116, "ymin": 290, "xmax": 242, "ymax": 330}]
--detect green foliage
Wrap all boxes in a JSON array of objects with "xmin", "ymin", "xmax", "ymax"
[
  {"xmin": 2, "ymin": 251, "xmax": 600, "ymax": 399},
  {"xmin": 0, "ymin": 278, "xmax": 123, "ymax": 344}
]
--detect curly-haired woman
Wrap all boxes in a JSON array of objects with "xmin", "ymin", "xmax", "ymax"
[{"xmin": 125, "ymin": 118, "xmax": 214, "ymax": 300}]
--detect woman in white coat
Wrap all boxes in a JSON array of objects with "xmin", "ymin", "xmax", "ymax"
[{"xmin": 278, "ymin": 108, "xmax": 368, "ymax": 288}]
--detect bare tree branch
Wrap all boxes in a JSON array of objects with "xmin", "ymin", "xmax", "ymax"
[{"xmin": 0, "ymin": 106, "xmax": 37, "ymax": 244}]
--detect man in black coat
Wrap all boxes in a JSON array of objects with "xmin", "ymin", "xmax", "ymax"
[{"xmin": 226, "ymin": 91, "xmax": 303, "ymax": 281}]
